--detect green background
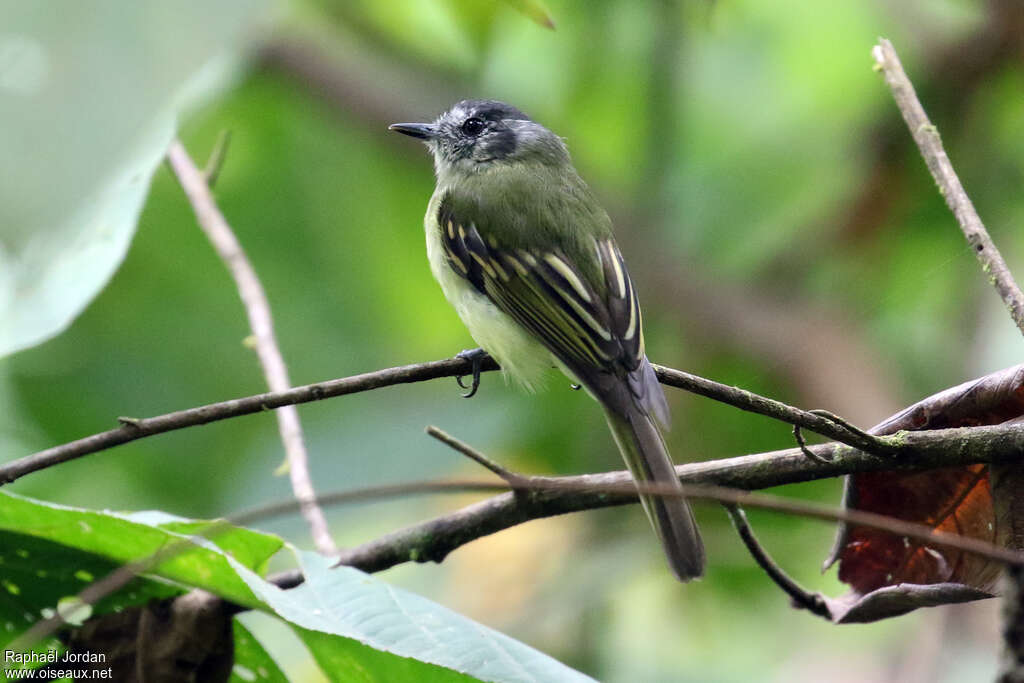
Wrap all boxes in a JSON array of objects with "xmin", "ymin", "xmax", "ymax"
[{"xmin": 3, "ymin": 0, "xmax": 1021, "ymax": 680}]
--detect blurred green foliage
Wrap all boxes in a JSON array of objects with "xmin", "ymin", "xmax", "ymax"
[
  {"xmin": 3, "ymin": 0, "xmax": 1023, "ymax": 679},
  {"xmin": 0, "ymin": 0, "xmax": 273, "ymax": 356}
]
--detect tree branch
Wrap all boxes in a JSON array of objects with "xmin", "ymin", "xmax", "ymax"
[
  {"xmin": 0, "ymin": 356, "xmax": 496, "ymax": 484},
  {"xmin": 0, "ymin": 355, "xmax": 896, "ymax": 486},
  {"xmin": 723, "ymin": 504, "xmax": 831, "ymax": 619},
  {"xmin": 872, "ymin": 38, "xmax": 1024, "ymax": 336},
  {"xmin": 24, "ymin": 365, "xmax": 1024, "ymax": 644},
  {"xmin": 873, "ymin": 36, "xmax": 1024, "ymax": 677},
  {"xmin": 167, "ymin": 139, "xmax": 335, "ymax": 555},
  {"xmin": 425, "ymin": 425, "xmax": 521, "ymax": 483},
  {"xmin": 653, "ymin": 365, "xmax": 892, "ymax": 453},
  {"xmin": 24, "ymin": 463, "xmax": 1024, "ymax": 649},
  {"xmin": 327, "ymin": 422, "xmax": 1024, "ymax": 573}
]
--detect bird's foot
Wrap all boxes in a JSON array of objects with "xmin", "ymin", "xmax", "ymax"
[{"xmin": 455, "ymin": 348, "xmax": 490, "ymax": 398}]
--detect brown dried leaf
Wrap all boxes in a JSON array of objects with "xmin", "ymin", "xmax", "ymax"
[
  {"xmin": 825, "ymin": 364, "xmax": 1024, "ymax": 616},
  {"xmin": 837, "ymin": 465, "xmax": 1000, "ymax": 594},
  {"xmin": 822, "ymin": 582, "xmax": 994, "ymax": 624},
  {"xmin": 871, "ymin": 365, "xmax": 1024, "ymax": 433}
]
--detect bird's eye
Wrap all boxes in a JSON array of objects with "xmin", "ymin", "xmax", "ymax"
[{"xmin": 461, "ymin": 117, "xmax": 485, "ymax": 136}]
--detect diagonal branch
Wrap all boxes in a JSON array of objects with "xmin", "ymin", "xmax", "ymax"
[
  {"xmin": 0, "ymin": 356, "xmax": 498, "ymax": 484},
  {"xmin": 653, "ymin": 365, "xmax": 892, "ymax": 453},
  {"xmin": 873, "ymin": 37, "xmax": 1024, "ymax": 676},
  {"xmin": 327, "ymin": 422, "xmax": 1024, "ymax": 573},
  {"xmin": 872, "ymin": 38, "xmax": 1024, "ymax": 336},
  {"xmin": 25, "ymin": 386, "xmax": 1024, "ymax": 648},
  {"xmin": 166, "ymin": 140, "xmax": 334, "ymax": 555},
  {"xmin": 21, "ymin": 466, "xmax": 1024, "ymax": 650},
  {"xmin": 723, "ymin": 504, "xmax": 831, "ymax": 619},
  {"xmin": 0, "ymin": 356, "xmax": 896, "ymax": 486},
  {"xmin": 425, "ymin": 425, "xmax": 522, "ymax": 484}
]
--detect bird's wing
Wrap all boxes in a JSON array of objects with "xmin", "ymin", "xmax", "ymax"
[{"xmin": 437, "ymin": 195, "xmax": 669, "ymax": 424}]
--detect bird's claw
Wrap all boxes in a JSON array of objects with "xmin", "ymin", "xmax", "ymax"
[{"xmin": 455, "ymin": 348, "xmax": 489, "ymax": 398}]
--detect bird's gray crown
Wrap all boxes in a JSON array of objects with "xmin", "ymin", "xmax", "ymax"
[
  {"xmin": 390, "ymin": 99, "xmax": 568, "ymax": 177},
  {"xmin": 449, "ymin": 99, "xmax": 531, "ymax": 124}
]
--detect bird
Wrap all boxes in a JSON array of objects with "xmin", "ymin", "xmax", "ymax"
[{"xmin": 390, "ymin": 99, "xmax": 705, "ymax": 581}]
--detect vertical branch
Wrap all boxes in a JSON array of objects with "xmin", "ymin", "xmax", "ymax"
[
  {"xmin": 872, "ymin": 38, "xmax": 1024, "ymax": 680},
  {"xmin": 166, "ymin": 140, "xmax": 336, "ymax": 555},
  {"xmin": 871, "ymin": 39, "xmax": 1024, "ymax": 337}
]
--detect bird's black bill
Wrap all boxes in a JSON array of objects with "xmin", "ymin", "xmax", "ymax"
[{"xmin": 388, "ymin": 122, "xmax": 437, "ymax": 140}]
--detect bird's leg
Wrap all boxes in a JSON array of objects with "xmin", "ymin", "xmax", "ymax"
[{"xmin": 455, "ymin": 348, "xmax": 490, "ymax": 398}]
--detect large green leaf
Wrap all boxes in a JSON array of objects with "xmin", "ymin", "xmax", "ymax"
[
  {"xmin": 298, "ymin": 626, "xmax": 478, "ymax": 683},
  {"xmin": 0, "ymin": 493, "xmax": 591, "ymax": 681},
  {"xmin": 0, "ymin": 1, "xmax": 274, "ymax": 357},
  {"xmin": 242, "ymin": 551, "xmax": 596, "ymax": 683},
  {"xmin": 232, "ymin": 619, "xmax": 289, "ymax": 683},
  {"xmin": 0, "ymin": 530, "xmax": 181, "ymax": 648},
  {"xmin": 0, "ymin": 491, "xmax": 284, "ymax": 610}
]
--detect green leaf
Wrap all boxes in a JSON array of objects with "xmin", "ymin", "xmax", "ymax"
[
  {"xmin": 0, "ymin": 530, "xmax": 180, "ymax": 648},
  {"xmin": 298, "ymin": 626, "xmax": 479, "ymax": 683},
  {"xmin": 499, "ymin": 0, "xmax": 556, "ymax": 29},
  {"xmin": 0, "ymin": 491, "xmax": 284, "ymax": 610},
  {"xmin": 0, "ymin": 1, "xmax": 274, "ymax": 358},
  {"xmin": 240, "ymin": 551, "xmax": 595, "ymax": 683},
  {"xmin": 0, "ymin": 493, "xmax": 589, "ymax": 681},
  {"xmin": 232, "ymin": 619, "xmax": 289, "ymax": 683}
]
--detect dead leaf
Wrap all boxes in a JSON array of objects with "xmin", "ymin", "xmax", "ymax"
[
  {"xmin": 824, "ymin": 364, "xmax": 1024, "ymax": 620},
  {"xmin": 822, "ymin": 582, "xmax": 993, "ymax": 624}
]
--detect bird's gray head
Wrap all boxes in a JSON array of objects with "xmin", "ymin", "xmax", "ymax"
[{"xmin": 389, "ymin": 99, "xmax": 569, "ymax": 178}]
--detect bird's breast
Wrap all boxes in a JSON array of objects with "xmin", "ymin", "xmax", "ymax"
[{"xmin": 423, "ymin": 190, "xmax": 552, "ymax": 392}]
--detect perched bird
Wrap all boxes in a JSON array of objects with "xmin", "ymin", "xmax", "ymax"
[{"xmin": 390, "ymin": 100, "xmax": 705, "ymax": 581}]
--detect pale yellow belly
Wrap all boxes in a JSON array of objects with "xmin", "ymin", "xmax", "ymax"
[{"xmin": 425, "ymin": 206, "xmax": 553, "ymax": 392}]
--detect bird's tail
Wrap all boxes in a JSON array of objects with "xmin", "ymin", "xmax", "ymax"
[{"xmin": 604, "ymin": 405, "xmax": 705, "ymax": 581}]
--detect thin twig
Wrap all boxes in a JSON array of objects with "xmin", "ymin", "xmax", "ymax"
[
  {"xmin": 6, "ymin": 361, "xmax": 1024, "ymax": 496},
  {"xmin": 654, "ymin": 365, "xmax": 895, "ymax": 455},
  {"xmin": 226, "ymin": 474, "xmax": 1024, "ymax": 571},
  {"xmin": 809, "ymin": 408, "xmax": 880, "ymax": 444},
  {"xmin": 723, "ymin": 504, "xmax": 831, "ymax": 619},
  {"xmin": 167, "ymin": 140, "xmax": 334, "ymax": 555},
  {"xmin": 323, "ymin": 420, "xmax": 1024, "ymax": 573},
  {"xmin": 426, "ymin": 425, "xmax": 521, "ymax": 483},
  {"xmin": 0, "ymin": 358, "xmax": 896, "ymax": 486},
  {"xmin": 876, "ymin": 38, "xmax": 1024, "ymax": 675},
  {"xmin": 792, "ymin": 408, "xmax": 879, "ymax": 465},
  {"xmin": 793, "ymin": 424, "xmax": 832, "ymax": 465},
  {"xmin": 203, "ymin": 130, "xmax": 232, "ymax": 189},
  {"xmin": 872, "ymin": 38, "xmax": 1024, "ymax": 336},
  {"xmin": 21, "ymin": 466, "xmax": 1023, "ymax": 649},
  {"xmin": 0, "ymin": 356, "xmax": 498, "ymax": 485}
]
